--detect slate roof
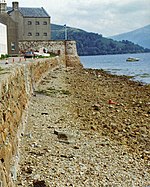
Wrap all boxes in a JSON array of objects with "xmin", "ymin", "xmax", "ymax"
[
  {"xmin": 7, "ymin": 7, "xmax": 12, "ymax": 12},
  {"xmin": 7, "ymin": 7, "xmax": 50, "ymax": 18}
]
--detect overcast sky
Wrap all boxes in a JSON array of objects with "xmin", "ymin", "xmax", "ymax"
[{"xmin": 6, "ymin": 0, "xmax": 150, "ymax": 36}]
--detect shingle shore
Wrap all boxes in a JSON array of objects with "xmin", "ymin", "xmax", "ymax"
[{"xmin": 15, "ymin": 67, "xmax": 150, "ymax": 187}]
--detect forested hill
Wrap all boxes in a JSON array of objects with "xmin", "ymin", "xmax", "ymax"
[{"xmin": 51, "ymin": 24, "xmax": 150, "ymax": 56}]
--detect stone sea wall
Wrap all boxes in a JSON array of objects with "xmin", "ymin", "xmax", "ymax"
[
  {"xmin": 19, "ymin": 40, "xmax": 82, "ymax": 68},
  {"xmin": 0, "ymin": 57, "xmax": 65, "ymax": 187},
  {"xmin": 19, "ymin": 40, "xmax": 77, "ymax": 56},
  {"xmin": 0, "ymin": 40, "xmax": 82, "ymax": 186}
]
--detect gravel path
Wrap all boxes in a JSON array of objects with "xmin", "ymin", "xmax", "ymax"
[{"xmin": 16, "ymin": 67, "xmax": 150, "ymax": 187}]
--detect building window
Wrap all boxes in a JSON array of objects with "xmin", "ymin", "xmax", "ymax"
[
  {"xmin": 43, "ymin": 33, "xmax": 47, "ymax": 36},
  {"xmin": 36, "ymin": 32, "xmax": 40, "ymax": 36},
  {"xmin": 11, "ymin": 42, "xmax": 15, "ymax": 51},
  {"xmin": 28, "ymin": 21, "xmax": 32, "ymax": 25},
  {"xmin": 43, "ymin": 21, "xmax": 47, "ymax": 25},
  {"xmin": 35, "ymin": 21, "xmax": 40, "ymax": 25},
  {"xmin": 28, "ymin": 32, "xmax": 32, "ymax": 36}
]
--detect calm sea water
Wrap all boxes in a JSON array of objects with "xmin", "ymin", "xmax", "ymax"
[{"xmin": 80, "ymin": 53, "xmax": 150, "ymax": 84}]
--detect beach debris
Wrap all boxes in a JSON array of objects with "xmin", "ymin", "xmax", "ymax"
[
  {"xmin": 54, "ymin": 130, "xmax": 75, "ymax": 144},
  {"xmin": 33, "ymin": 180, "xmax": 46, "ymax": 187},
  {"xmin": 91, "ymin": 126, "xmax": 97, "ymax": 131},
  {"xmin": 41, "ymin": 112, "xmax": 49, "ymax": 115},
  {"xmin": 25, "ymin": 166, "xmax": 33, "ymax": 174},
  {"xmin": 73, "ymin": 145, "xmax": 80, "ymax": 149},
  {"xmin": 54, "ymin": 130, "xmax": 69, "ymax": 140},
  {"xmin": 60, "ymin": 154, "xmax": 74, "ymax": 159},
  {"xmin": 108, "ymin": 99, "xmax": 117, "ymax": 105},
  {"xmin": 57, "ymin": 133, "xmax": 68, "ymax": 141},
  {"xmin": 92, "ymin": 104, "xmax": 100, "ymax": 111}
]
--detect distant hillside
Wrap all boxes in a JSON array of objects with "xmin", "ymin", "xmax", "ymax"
[
  {"xmin": 51, "ymin": 24, "xmax": 150, "ymax": 56},
  {"xmin": 110, "ymin": 24, "xmax": 150, "ymax": 49}
]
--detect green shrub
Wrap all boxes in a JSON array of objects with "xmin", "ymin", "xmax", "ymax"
[{"xmin": 0, "ymin": 54, "xmax": 9, "ymax": 60}]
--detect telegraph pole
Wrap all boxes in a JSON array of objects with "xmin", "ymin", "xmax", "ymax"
[{"xmin": 64, "ymin": 24, "xmax": 67, "ymax": 40}]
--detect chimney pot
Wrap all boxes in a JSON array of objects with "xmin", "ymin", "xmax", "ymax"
[
  {"xmin": 12, "ymin": 1, "xmax": 19, "ymax": 10},
  {"xmin": 0, "ymin": 0, "xmax": 7, "ymax": 13}
]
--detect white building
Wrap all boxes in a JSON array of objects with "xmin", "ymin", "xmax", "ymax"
[{"xmin": 0, "ymin": 22, "xmax": 7, "ymax": 57}]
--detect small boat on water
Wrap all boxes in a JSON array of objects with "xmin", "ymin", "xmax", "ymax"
[{"xmin": 126, "ymin": 57, "xmax": 140, "ymax": 62}]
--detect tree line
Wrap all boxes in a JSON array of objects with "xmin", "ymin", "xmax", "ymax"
[{"xmin": 51, "ymin": 24, "xmax": 150, "ymax": 56}]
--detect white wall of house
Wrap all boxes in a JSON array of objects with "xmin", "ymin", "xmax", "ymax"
[{"xmin": 0, "ymin": 22, "xmax": 7, "ymax": 57}]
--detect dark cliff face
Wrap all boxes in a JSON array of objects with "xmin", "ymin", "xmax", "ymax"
[{"xmin": 51, "ymin": 24, "xmax": 150, "ymax": 56}]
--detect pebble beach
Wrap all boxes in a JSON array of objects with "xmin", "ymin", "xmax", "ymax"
[{"xmin": 15, "ymin": 66, "xmax": 150, "ymax": 187}]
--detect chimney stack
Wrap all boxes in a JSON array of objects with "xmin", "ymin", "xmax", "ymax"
[
  {"xmin": 12, "ymin": 1, "xmax": 19, "ymax": 10},
  {"xmin": 0, "ymin": 0, "xmax": 7, "ymax": 13}
]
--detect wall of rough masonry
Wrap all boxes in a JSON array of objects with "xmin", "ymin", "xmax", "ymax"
[
  {"xmin": 0, "ymin": 39, "xmax": 82, "ymax": 186},
  {"xmin": 19, "ymin": 40, "xmax": 82, "ymax": 68},
  {"xmin": 0, "ymin": 57, "xmax": 60, "ymax": 187},
  {"xmin": 19, "ymin": 40, "xmax": 78, "ymax": 56}
]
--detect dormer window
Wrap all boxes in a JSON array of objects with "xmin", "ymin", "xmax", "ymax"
[
  {"xmin": 28, "ymin": 32, "xmax": 32, "ymax": 36},
  {"xmin": 28, "ymin": 21, "xmax": 32, "ymax": 25},
  {"xmin": 35, "ymin": 21, "xmax": 40, "ymax": 25}
]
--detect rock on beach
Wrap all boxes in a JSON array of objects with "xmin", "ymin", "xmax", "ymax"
[{"xmin": 15, "ymin": 66, "xmax": 150, "ymax": 186}]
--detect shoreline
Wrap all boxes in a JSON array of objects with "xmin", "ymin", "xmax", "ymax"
[
  {"xmin": 83, "ymin": 67, "xmax": 150, "ymax": 86},
  {"xmin": 67, "ymin": 67, "xmax": 150, "ymax": 155},
  {"xmin": 85, "ymin": 67, "xmax": 146, "ymax": 85},
  {"xmin": 15, "ymin": 66, "xmax": 150, "ymax": 186},
  {"xmin": 80, "ymin": 52, "xmax": 150, "ymax": 85}
]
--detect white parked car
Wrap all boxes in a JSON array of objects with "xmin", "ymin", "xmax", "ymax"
[{"xmin": 34, "ymin": 52, "xmax": 50, "ymax": 57}]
